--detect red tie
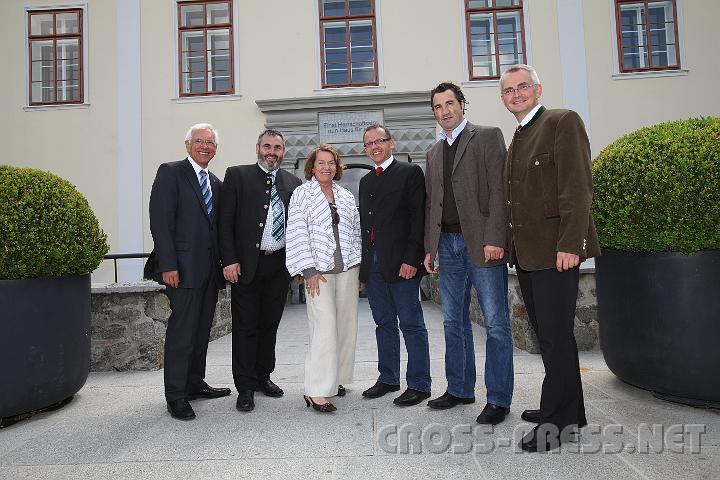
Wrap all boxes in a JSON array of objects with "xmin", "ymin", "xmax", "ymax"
[
  {"xmin": 516, "ymin": 125, "xmax": 523, "ymax": 132},
  {"xmin": 375, "ymin": 166, "xmax": 383, "ymax": 177}
]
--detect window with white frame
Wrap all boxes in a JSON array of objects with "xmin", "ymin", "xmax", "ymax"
[
  {"xmin": 177, "ymin": 0, "xmax": 234, "ymax": 96},
  {"xmin": 27, "ymin": 9, "xmax": 84, "ymax": 105},
  {"xmin": 615, "ymin": 0, "xmax": 680, "ymax": 72},
  {"xmin": 465, "ymin": 0, "xmax": 526, "ymax": 80},
  {"xmin": 319, "ymin": 0, "xmax": 379, "ymax": 88}
]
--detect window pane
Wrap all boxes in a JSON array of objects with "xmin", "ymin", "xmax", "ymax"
[
  {"xmin": 350, "ymin": 20, "xmax": 374, "ymax": 81},
  {"xmin": 56, "ymin": 39, "xmax": 80, "ymax": 82},
  {"xmin": 326, "ymin": 68, "xmax": 348, "ymax": 85},
  {"xmin": 30, "ymin": 13, "xmax": 54, "ymax": 35},
  {"xmin": 181, "ymin": 72, "xmax": 206, "ymax": 93},
  {"xmin": 56, "ymin": 12, "xmax": 79, "ymax": 34},
  {"xmin": 210, "ymin": 74, "xmax": 231, "ymax": 92},
  {"xmin": 497, "ymin": 12, "xmax": 522, "ymax": 70},
  {"xmin": 468, "ymin": 0, "xmax": 521, "ymax": 7},
  {"xmin": 469, "ymin": 13, "xmax": 495, "ymax": 77},
  {"xmin": 648, "ymin": 3, "xmax": 675, "ymax": 67},
  {"xmin": 322, "ymin": 0, "xmax": 345, "ymax": 17},
  {"xmin": 31, "ymin": 81, "xmax": 55, "ymax": 103},
  {"xmin": 349, "ymin": 0, "xmax": 372, "ymax": 15},
  {"xmin": 620, "ymin": 5, "xmax": 646, "ymax": 68},
  {"xmin": 208, "ymin": 29, "xmax": 230, "ymax": 91},
  {"xmin": 57, "ymin": 81, "xmax": 80, "ymax": 101},
  {"xmin": 180, "ymin": 4, "xmax": 205, "ymax": 26},
  {"xmin": 181, "ymin": 31, "xmax": 206, "ymax": 73},
  {"xmin": 207, "ymin": 2, "xmax": 229, "ymax": 24}
]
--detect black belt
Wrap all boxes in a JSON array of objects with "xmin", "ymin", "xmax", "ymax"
[{"xmin": 260, "ymin": 248, "xmax": 284, "ymax": 256}]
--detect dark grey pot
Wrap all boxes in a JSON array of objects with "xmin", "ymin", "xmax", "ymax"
[
  {"xmin": 0, "ymin": 274, "xmax": 91, "ymax": 419},
  {"xmin": 596, "ymin": 250, "xmax": 720, "ymax": 405}
]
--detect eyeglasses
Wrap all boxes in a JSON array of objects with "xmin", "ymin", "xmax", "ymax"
[
  {"xmin": 501, "ymin": 83, "xmax": 535, "ymax": 97},
  {"xmin": 329, "ymin": 202, "xmax": 340, "ymax": 225},
  {"xmin": 190, "ymin": 138, "xmax": 217, "ymax": 147},
  {"xmin": 363, "ymin": 138, "xmax": 391, "ymax": 148}
]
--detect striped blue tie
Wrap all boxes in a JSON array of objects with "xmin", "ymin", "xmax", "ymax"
[
  {"xmin": 199, "ymin": 170, "xmax": 212, "ymax": 216},
  {"xmin": 270, "ymin": 175, "xmax": 284, "ymax": 241}
]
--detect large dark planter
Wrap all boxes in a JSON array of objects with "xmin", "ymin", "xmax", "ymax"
[
  {"xmin": 0, "ymin": 274, "xmax": 91, "ymax": 419},
  {"xmin": 596, "ymin": 250, "xmax": 720, "ymax": 405}
]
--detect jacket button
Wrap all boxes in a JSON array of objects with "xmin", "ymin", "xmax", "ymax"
[
  {"xmin": 259, "ymin": 223, "xmax": 264, "ymax": 227},
  {"xmin": 266, "ymin": 190, "xmax": 269, "ymax": 194},
  {"xmin": 256, "ymin": 243, "xmax": 260, "ymax": 248},
  {"xmin": 264, "ymin": 205, "xmax": 268, "ymax": 209}
]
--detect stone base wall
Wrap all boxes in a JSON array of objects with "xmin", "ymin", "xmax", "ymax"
[
  {"xmin": 90, "ymin": 282, "xmax": 232, "ymax": 371},
  {"xmin": 422, "ymin": 269, "xmax": 598, "ymax": 353}
]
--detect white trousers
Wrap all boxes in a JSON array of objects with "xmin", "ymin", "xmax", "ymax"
[{"xmin": 304, "ymin": 267, "xmax": 359, "ymax": 397}]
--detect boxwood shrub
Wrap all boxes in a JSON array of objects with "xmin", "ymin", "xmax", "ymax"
[
  {"xmin": 0, "ymin": 166, "xmax": 108, "ymax": 279},
  {"xmin": 591, "ymin": 117, "xmax": 720, "ymax": 254}
]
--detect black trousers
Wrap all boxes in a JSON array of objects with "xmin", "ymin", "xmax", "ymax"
[
  {"xmin": 231, "ymin": 252, "xmax": 290, "ymax": 391},
  {"xmin": 164, "ymin": 275, "xmax": 219, "ymax": 402},
  {"xmin": 516, "ymin": 265, "xmax": 586, "ymax": 430}
]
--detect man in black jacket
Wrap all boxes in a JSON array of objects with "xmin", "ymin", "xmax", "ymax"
[
  {"xmin": 359, "ymin": 124, "xmax": 431, "ymax": 406},
  {"xmin": 148, "ymin": 123, "xmax": 230, "ymax": 421},
  {"xmin": 220, "ymin": 129, "xmax": 301, "ymax": 412}
]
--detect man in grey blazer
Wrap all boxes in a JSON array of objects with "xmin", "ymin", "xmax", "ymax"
[
  {"xmin": 423, "ymin": 82, "xmax": 513, "ymax": 425},
  {"xmin": 148, "ymin": 123, "xmax": 231, "ymax": 420}
]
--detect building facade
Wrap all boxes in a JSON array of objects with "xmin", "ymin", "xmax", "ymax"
[{"xmin": 2, "ymin": 0, "xmax": 718, "ymax": 281}]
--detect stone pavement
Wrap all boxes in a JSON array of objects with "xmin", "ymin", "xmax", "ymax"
[{"xmin": 1, "ymin": 300, "xmax": 718, "ymax": 479}]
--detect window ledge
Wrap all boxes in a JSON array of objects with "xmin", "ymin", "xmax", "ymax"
[
  {"xmin": 461, "ymin": 79, "xmax": 500, "ymax": 88},
  {"xmin": 612, "ymin": 69, "xmax": 689, "ymax": 80},
  {"xmin": 172, "ymin": 94, "xmax": 243, "ymax": 104},
  {"xmin": 313, "ymin": 85, "xmax": 386, "ymax": 96},
  {"xmin": 24, "ymin": 103, "xmax": 90, "ymax": 112}
]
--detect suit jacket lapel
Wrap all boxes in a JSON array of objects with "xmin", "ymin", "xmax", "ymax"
[
  {"xmin": 452, "ymin": 123, "xmax": 474, "ymax": 174},
  {"xmin": 181, "ymin": 158, "xmax": 210, "ymax": 222}
]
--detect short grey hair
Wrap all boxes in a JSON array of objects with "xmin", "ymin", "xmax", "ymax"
[
  {"xmin": 256, "ymin": 129, "xmax": 284, "ymax": 146},
  {"xmin": 185, "ymin": 123, "xmax": 219, "ymax": 145},
  {"xmin": 500, "ymin": 64, "xmax": 541, "ymax": 86}
]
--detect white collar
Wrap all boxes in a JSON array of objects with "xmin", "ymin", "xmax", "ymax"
[
  {"xmin": 187, "ymin": 156, "xmax": 209, "ymax": 176},
  {"xmin": 439, "ymin": 118, "xmax": 468, "ymax": 145},
  {"xmin": 519, "ymin": 104, "xmax": 543, "ymax": 127},
  {"xmin": 375, "ymin": 155, "xmax": 394, "ymax": 171}
]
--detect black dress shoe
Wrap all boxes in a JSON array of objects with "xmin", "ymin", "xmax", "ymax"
[
  {"xmin": 427, "ymin": 391, "xmax": 475, "ymax": 410},
  {"xmin": 476, "ymin": 403, "xmax": 510, "ymax": 425},
  {"xmin": 521, "ymin": 409, "xmax": 541, "ymax": 423},
  {"xmin": 167, "ymin": 399, "xmax": 196, "ymax": 420},
  {"xmin": 257, "ymin": 379, "xmax": 284, "ymax": 397},
  {"xmin": 393, "ymin": 388, "xmax": 431, "ymax": 407},
  {"xmin": 236, "ymin": 390, "xmax": 255, "ymax": 412},
  {"xmin": 521, "ymin": 409, "xmax": 588, "ymax": 428},
  {"xmin": 362, "ymin": 381, "xmax": 400, "ymax": 399},
  {"xmin": 187, "ymin": 382, "xmax": 231, "ymax": 400},
  {"xmin": 336, "ymin": 385, "xmax": 346, "ymax": 397},
  {"xmin": 519, "ymin": 424, "xmax": 562, "ymax": 453}
]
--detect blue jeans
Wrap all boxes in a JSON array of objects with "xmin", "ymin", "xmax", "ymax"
[
  {"xmin": 438, "ymin": 232, "xmax": 513, "ymax": 406},
  {"xmin": 366, "ymin": 250, "xmax": 431, "ymax": 392}
]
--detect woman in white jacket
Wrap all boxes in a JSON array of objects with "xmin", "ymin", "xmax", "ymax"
[{"xmin": 286, "ymin": 144, "xmax": 362, "ymax": 413}]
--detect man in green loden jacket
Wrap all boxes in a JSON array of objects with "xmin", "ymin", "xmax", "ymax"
[{"xmin": 500, "ymin": 64, "xmax": 601, "ymax": 452}]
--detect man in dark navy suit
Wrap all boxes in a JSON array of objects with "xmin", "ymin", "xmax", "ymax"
[
  {"xmin": 148, "ymin": 123, "xmax": 230, "ymax": 420},
  {"xmin": 358, "ymin": 124, "xmax": 431, "ymax": 407}
]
